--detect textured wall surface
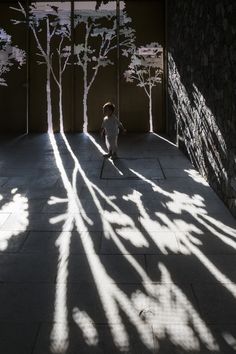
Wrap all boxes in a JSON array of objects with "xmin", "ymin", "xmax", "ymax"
[{"xmin": 167, "ymin": 0, "xmax": 236, "ymax": 216}]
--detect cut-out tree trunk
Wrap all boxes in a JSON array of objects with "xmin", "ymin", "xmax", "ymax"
[
  {"xmin": 124, "ymin": 43, "xmax": 163, "ymax": 132},
  {"xmin": 12, "ymin": 2, "xmax": 71, "ymax": 133},
  {"xmin": 0, "ymin": 28, "xmax": 25, "ymax": 86},
  {"xmin": 71, "ymin": 2, "xmax": 135, "ymax": 132}
]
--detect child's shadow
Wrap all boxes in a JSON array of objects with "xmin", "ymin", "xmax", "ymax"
[{"xmin": 107, "ymin": 158, "xmax": 138, "ymax": 179}]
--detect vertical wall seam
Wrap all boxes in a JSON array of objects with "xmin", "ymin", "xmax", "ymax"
[
  {"xmin": 164, "ymin": 0, "xmax": 169, "ymax": 139},
  {"xmin": 71, "ymin": 0, "xmax": 75, "ymax": 132},
  {"xmin": 26, "ymin": 0, "xmax": 29, "ymax": 134},
  {"xmin": 116, "ymin": 0, "xmax": 120, "ymax": 120}
]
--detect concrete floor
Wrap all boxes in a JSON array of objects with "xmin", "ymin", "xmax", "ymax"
[{"xmin": 0, "ymin": 133, "xmax": 236, "ymax": 354}]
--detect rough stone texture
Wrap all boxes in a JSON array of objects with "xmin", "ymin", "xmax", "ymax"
[{"xmin": 167, "ymin": 0, "xmax": 236, "ymax": 217}]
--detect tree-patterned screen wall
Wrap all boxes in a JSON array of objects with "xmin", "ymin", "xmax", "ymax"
[{"xmin": 0, "ymin": 0, "xmax": 164, "ymax": 133}]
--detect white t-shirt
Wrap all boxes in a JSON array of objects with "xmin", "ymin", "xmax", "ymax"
[{"xmin": 102, "ymin": 114, "xmax": 123, "ymax": 136}]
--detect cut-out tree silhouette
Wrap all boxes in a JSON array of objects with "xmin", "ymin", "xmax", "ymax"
[
  {"xmin": 70, "ymin": 2, "xmax": 135, "ymax": 132},
  {"xmin": 124, "ymin": 42, "xmax": 163, "ymax": 132},
  {"xmin": 95, "ymin": 0, "xmax": 109, "ymax": 10},
  {"xmin": 12, "ymin": 2, "xmax": 71, "ymax": 133},
  {"xmin": 0, "ymin": 28, "xmax": 25, "ymax": 86}
]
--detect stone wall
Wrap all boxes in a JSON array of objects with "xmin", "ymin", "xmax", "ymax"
[{"xmin": 167, "ymin": 0, "xmax": 236, "ymax": 216}]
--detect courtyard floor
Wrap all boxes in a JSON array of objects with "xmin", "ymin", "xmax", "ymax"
[{"xmin": 0, "ymin": 133, "xmax": 236, "ymax": 353}]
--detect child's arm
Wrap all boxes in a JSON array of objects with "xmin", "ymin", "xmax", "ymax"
[
  {"xmin": 101, "ymin": 127, "xmax": 105, "ymax": 138},
  {"xmin": 101, "ymin": 119, "xmax": 105, "ymax": 138},
  {"xmin": 118, "ymin": 120, "xmax": 127, "ymax": 133}
]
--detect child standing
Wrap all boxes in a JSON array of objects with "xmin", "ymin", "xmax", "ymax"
[{"xmin": 101, "ymin": 102, "xmax": 126, "ymax": 159}]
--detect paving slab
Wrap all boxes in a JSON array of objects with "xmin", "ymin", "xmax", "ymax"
[
  {"xmin": 0, "ymin": 230, "xmax": 29, "ymax": 252},
  {"xmin": 67, "ymin": 254, "xmax": 146, "ymax": 283},
  {"xmin": 101, "ymin": 158, "xmax": 165, "ymax": 180},
  {"xmin": 0, "ymin": 283, "xmax": 55, "ymax": 322},
  {"xmin": 176, "ymin": 231, "xmax": 236, "ymax": 255},
  {"xmin": 33, "ymin": 322, "xmax": 156, "ymax": 354},
  {"xmin": 0, "ymin": 253, "xmax": 57, "ymax": 282},
  {"xmin": 100, "ymin": 230, "xmax": 180, "ymax": 255},
  {"xmin": 0, "ymin": 322, "xmax": 39, "ymax": 354},
  {"xmin": 192, "ymin": 283, "xmax": 236, "ymax": 325},
  {"xmin": 21, "ymin": 231, "xmax": 102, "ymax": 254},
  {"xmin": 146, "ymin": 254, "xmax": 223, "ymax": 283}
]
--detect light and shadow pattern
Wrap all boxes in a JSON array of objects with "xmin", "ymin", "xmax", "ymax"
[
  {"xmin": 10, "ymin": 1, "xmax": 135, "ymax": 132},
  {"xmin": 168, "ymin": 53, "xmax": 228, "ymax": 197},
  {"xmin": 0, "ymin": 27, "xmax": 25, "ymax": 86},
  {"xmin": 124, "ymin": 43, "xmax": 163, "ymax": 132},
  {"xmin": 52, "ymin": 132, "xmax": 236, "ymax": 353},
  {"xmin": 1, "ymin": 132, "xmax": 236, "ymax": 352},
  {"xmin": 1, "ymin": 1, "xmax": 163, "ymax": 133}
]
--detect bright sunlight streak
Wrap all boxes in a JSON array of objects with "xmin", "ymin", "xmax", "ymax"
[{"xmin": 0, "ymin": 189, "xmax": 28, "ymax": 251}]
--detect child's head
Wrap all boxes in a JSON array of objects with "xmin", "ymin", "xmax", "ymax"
[{"xmin": 103, "ymin": 102, "xmax": 115, "ymax": 117}]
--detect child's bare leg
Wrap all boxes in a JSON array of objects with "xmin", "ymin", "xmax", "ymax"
[
  {"xmin": 113, "ymin": 136, "xmax": 118, "ymax": 154},
  {"xmin": 110, "ymin": 136, "xmax": 118, "ymax": 158},
  {"xmin": 104, "ymin": 136, "xmax": 112, "ymax": 157}
]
